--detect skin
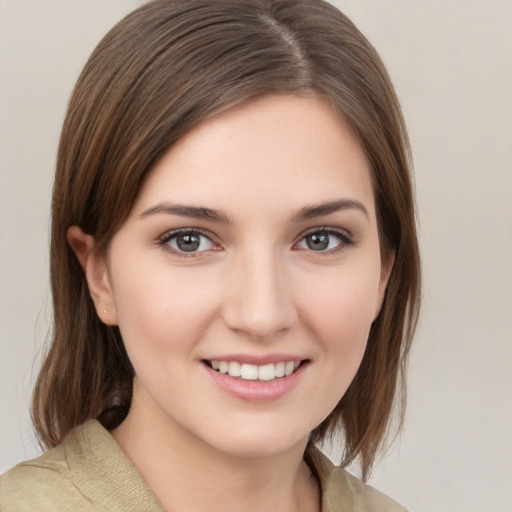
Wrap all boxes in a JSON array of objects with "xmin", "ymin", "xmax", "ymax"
[{"xmin": 68, "ymin": 94, "xmax": 393, "ymax": 512}]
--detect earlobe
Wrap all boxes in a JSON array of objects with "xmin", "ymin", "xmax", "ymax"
[{"xmin": 66, "ymin": 226, "xmax": 118, "ymax": 326}]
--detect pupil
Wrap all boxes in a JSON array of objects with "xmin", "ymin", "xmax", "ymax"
[
  {"xmin": 177, "ymin": 234, "xmax": 200, "ymax": 252},
  {"xmin": 307, "ymin": 233, "xmax": 328, "ymax": 251}
]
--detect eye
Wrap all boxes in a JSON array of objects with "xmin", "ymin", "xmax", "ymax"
[
  {"xmin": 160, "ymin": 229, "xmax": 216, "ymax": 254},
  {"xmin": 296, "ymin": 228, "xmax": 353, "ymax": 252}
]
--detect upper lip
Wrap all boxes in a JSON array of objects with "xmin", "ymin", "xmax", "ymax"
[{"xmin": 202, "ymin": 354, "xmax": 307, "ymax": 365}]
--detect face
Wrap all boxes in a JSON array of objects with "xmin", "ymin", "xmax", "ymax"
[{"xmin": 86, "ymin": 95, "xmax": 390, "ymax": 458}]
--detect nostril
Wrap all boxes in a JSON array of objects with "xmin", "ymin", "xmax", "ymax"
[{"xmin": 221, "ymin": 269, "xmax": 297, "ymax": 338}]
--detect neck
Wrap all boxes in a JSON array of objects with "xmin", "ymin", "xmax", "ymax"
[{"xmin": 111, "ymin": 384, "xmax": 319, "ymax": 512}]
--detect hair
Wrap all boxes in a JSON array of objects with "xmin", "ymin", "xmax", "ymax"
[{"xmin": 32, "ymin": 0, "xmax": 420, "ymax": 480}]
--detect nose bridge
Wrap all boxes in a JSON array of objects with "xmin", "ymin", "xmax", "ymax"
[{"xmin": 223, "ymin": 244, "xmax": 296, "ymax": 339}]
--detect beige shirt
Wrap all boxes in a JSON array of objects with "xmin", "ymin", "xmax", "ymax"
[{"xmin": 0, "ymin": 420, "xmax": 407, "ymax": 511}]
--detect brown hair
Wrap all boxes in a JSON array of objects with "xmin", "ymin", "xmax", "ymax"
[{"xmin": 32, "ymin": 0, "xmax": 420, "ymax": 480}]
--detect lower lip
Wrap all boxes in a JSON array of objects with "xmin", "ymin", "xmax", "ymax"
[{"xmin": 204, "ymin": 362, "xmax": 308, "ymax": 402}]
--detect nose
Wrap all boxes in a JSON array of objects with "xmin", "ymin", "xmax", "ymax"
[{"xmin": 222, "ymin": 248, "xmax": 297, "ymax": 340}]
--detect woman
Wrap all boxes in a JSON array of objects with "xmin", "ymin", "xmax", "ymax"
[{"xmin": 0, "ymin": 0, "xmax": 420, "ymax": 510}]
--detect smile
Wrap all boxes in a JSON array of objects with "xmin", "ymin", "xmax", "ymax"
[{"xmin": 206, "ymin": 360, "xmax": 301, "ymax": 381}]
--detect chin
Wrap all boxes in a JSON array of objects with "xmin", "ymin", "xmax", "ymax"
[{"xmin": 202, "ymin": 426, "xmax": 311, "ymax": 460}]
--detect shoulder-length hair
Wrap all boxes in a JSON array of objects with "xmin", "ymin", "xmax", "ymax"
[{"xmin": 33, "ymin": 0, "xmax": 420, "ymax": 480}]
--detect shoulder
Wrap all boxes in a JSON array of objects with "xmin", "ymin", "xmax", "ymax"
[
  {"xmin": 307, "ymin": 446, "xmax": 408, "ymax": 512},
  {"xmin": 325, "ymin": 466, "xmax": 408, "ymax": 512},
  {"xmin": 0, "ymin": 443, "xmax": 93, "ymax": 511},
  {"xmin": 0, "ymin": 420, "xmax": 164, "ymax": 512}
]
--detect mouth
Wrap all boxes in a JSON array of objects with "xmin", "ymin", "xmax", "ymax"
[{"xmin": 203, "ymin": 359, "xmax": 306, "ymax": 382}]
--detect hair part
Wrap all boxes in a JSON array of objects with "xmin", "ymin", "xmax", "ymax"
[{"xmin": 32, "ymin": 0, "xmax": 420, "ymax": 481}]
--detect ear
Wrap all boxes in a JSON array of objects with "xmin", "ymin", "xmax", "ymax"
[
  {"xmin": 374, "ymin": 249, "xmax": 395, "ymax": 321},
  {"xmin": 67, "ymin": 226, "xmax": 118, "ymax": 326}
]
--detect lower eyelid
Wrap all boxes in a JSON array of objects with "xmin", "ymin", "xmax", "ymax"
[
  {"xmin": 158, "ymin": 228, "xmax": 354, "ymax": 256},
  {"xmin": 171, "ymin": 235, "xmax": 213, "ymax": 251},
  {"xmin": 158, "ymin": 229, "xmax": 218, "ymax": 253},
  {"xmin": 293, "ymin": 229, "xmax": 356, "ymax": 255}
]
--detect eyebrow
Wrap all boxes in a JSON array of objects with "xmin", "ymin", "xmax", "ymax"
[
  {"xmin": 292, "ymin": 199, "xmax": 369, "ymax": 222},
  {"xmin": 139, "ymin": 203, "xmax": 231, "ymax": 224},
  {"xmin": 139, "ymin": 198, "xmax": 368, "ymax": 224}
]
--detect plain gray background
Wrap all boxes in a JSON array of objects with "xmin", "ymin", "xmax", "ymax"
[{"xmin": 1, "ymin": 1, "xmax": 511, "ymax": 511}]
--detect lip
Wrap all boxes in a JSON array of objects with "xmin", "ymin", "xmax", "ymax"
[{"xmin": 203, "ymin": 358, "xmax": 309, "ymax": 403}]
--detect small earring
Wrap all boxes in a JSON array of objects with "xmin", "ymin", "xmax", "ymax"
[{"xmin": 103, "ymin": 308, "xmax": 108, "ymax": 314}]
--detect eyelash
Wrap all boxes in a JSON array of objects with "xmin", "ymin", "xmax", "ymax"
[
  {"xmin": 158, "ymin": 228, "xmax": 219, "ymax": 259},
  {"xmin": 157, "ymin": 226, "xmax": 355, "ymax": 258},
  {"xmin": 296, "ymin": 226, "xmax": 355, "ymax": 255}
]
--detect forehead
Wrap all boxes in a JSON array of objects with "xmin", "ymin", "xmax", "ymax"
[{"xmin": 131, "ymin": 95, "xmax": 375, "ymax": 220}]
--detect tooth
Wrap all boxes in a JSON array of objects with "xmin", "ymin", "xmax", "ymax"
[
  {"xmin": 275, "ymin": 362, "xmax": 285, "ymax": 378},
  {"xmin": 258, "ymin": 364, "xmax": 276, "ymax": 381},
  {"xmin": 284, "ymin": 361, "xmax": 295, "ymax": 376},
  {"xmin": 211, "ymin": 360, "xmax": 220, "ymax": 370},
  {"xmin": 294, "ymin": 361, "xmax": 300, "ymax": 370},
  {"xmin": 240, "ymin": 364, "xmax": 258, "ymax": 380},
  {"xmin": 228, "ymin": 361, "xmax": 241, "ymax": 377},
  {"xmin": 219, "ymin": 361, "xmax": 229, "ymax": 374}
]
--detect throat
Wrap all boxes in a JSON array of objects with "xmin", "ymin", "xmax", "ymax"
[{"xmin": 111, "ymin": 377, "xmax": 319, "ymax": 512}]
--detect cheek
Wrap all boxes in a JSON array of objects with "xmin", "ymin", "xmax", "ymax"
[
  {"xmin": 301, "ymin": 266, "xmax": 381, "ymax": 338},
  {"xmin": 110, "ymin": 261, "xmax": 220, "ymax": 361},
  {"xmin": 289, "ymin": 263, "xmax": 382, "ymax": 431},
  {"xmin": 296, "ymin": 258, "xmax": 382, "ymax": 379}
]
